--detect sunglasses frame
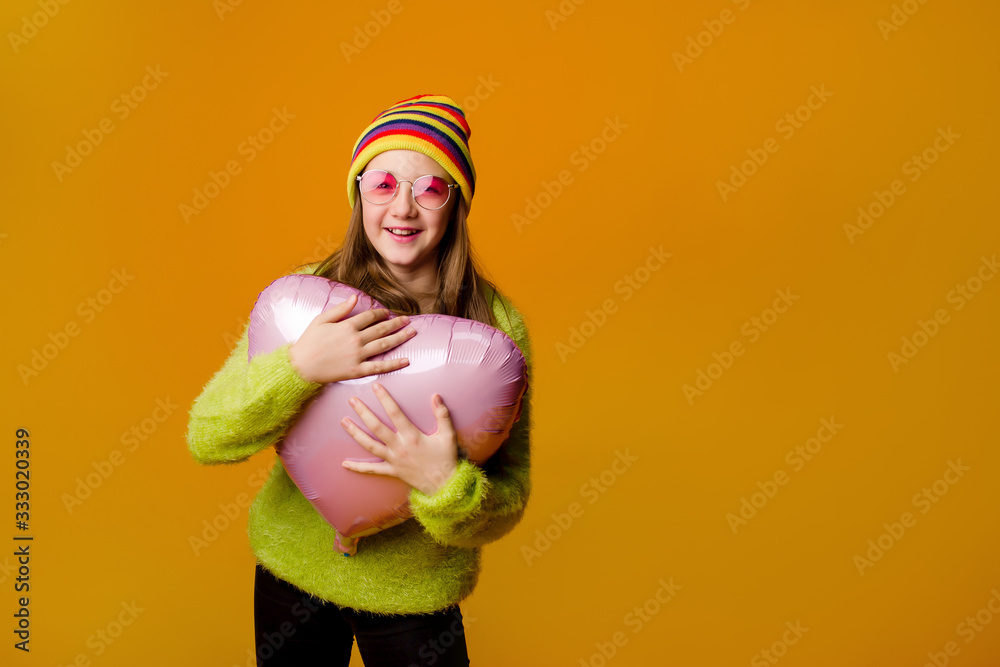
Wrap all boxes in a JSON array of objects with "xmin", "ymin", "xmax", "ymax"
[{"xmin": 356, "ymin": 169, "xmax": 460, "ymax": 211}]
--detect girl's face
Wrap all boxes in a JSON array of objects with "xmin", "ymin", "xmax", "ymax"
[{"xmin": 360, "ymin": 149, "xmax": 457, "ymax": 276}]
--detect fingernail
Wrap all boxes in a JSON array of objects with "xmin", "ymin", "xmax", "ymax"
[{"xmin": 373, "ymin": 383, "xmax": 382, "ymax": 392}]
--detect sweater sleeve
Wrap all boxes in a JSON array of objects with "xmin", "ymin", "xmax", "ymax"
[
  {"xmin": 186, "ymin": 265, "xmax": 325, "ymax": 465},
  {"xmin": 407, "ymin": 301, "xmax": 534, "ymax": 549}
]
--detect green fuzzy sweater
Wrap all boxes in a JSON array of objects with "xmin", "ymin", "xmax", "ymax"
[{"xmin": 185, "ymin": 262, "xmax": 533, "ymax": 615}]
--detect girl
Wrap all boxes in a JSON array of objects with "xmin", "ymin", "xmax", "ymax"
[{"xmin": 186, "ymin": 94, "xmax": 534, "ymax": 667}]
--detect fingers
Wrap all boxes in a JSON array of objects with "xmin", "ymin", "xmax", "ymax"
[
  {"xmin": 359, "ymin": 357, "xmax": 410, "ymax": 376},
  {"xmin": 362, "ymin": 326, "xmax": 416, "ymax": 363},
  {"xmin": 314, "ymin": 296, "xmax": 393, "ymax": 330},
  {"xmin": 341, "ymin": 457, "xmax": 393, "ymax": 476},
  {"xmin": 360, "ymin": 312, "xmax": 412, "ymax": 346},
  {"xmin": 314, "ymin": 294, "xmax": 358, "ymax": 324},
  {"xmin": 371, "ymin": 383, "xmax": 414, "ymax": 435},
  {"xmin": 340, "ymin": 414, "xmax": 391, "ymax": 459},
  {"xmin": 433, "ymin": 394, "xmax": 457, "ymax": 438},
  {"xmin": 352, "ymin": 308, "xmax": 391, "ymax": 331},
  {"xmin": 346, "ymin": 396, "xmax": 396, "ymax": 444},
  {"xmin": 357, "ymin": 316, "xmax": 415, "ymax": 369}
]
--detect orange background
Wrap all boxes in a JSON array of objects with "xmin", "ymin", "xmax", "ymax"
[{"xmin": 3, "ymin": 0, "xmax": 999, "ymax": 665}]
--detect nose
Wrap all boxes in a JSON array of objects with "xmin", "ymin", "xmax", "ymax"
[{"xmin": 389, "ymin": 180, "xmax": 418, "ymax": 218}]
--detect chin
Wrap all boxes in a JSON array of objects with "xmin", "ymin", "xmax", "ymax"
[{"xmin": 381, "ymin": 250, "xmax": 420, "ymax": 265}]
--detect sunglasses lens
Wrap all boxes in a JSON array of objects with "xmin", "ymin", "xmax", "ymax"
[
  {"xmin": 413, "ymin": 175, "xmax": 451, "ymax": 209},
  {"xmin": 359, "ymin": 171, "xmax": 396, "ymax": 203},
  {"xmin": 359, "ymin": 171, "xmax": 452, "ymax": 209}
]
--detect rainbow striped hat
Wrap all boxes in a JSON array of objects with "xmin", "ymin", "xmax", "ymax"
[{"xmin": 346, "ymin": 94, "xmax": 476, "ymax": 212}]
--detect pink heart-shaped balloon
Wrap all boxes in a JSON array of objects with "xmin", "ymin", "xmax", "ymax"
[{"xmin": 247, "ymin": 274, "xmax": 528, "ymax": 554}]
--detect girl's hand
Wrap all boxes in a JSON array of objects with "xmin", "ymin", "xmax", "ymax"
[
  {"xmin": 340, "ymin": 383, "xmax": 459, "ymax": 497},
  {"xmin": 288, "ymin": 294, "xmax": 417, "ymax": 384}
]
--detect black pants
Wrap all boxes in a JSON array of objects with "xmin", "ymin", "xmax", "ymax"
[{"xmin": 253, "ymin": 562, "xmax": 471, "ymax": 666}]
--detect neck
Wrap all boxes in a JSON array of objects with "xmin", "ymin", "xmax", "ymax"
[{"xmin": 389, "ymin": 262, "xmax": 439, "ymax": 314}]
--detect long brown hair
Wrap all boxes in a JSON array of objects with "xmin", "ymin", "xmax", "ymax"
[{"xmin": 292, "ymin": 191, "xmax": 510, "ymax": 328}]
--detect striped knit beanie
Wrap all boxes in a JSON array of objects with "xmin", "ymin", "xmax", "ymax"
[{"xmin": 346, "ymin": 94, "xmax": 476, "ymax": 213}]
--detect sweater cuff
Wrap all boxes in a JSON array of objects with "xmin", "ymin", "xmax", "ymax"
[
  {"xmin": 252, "ymin": 342, "xmax": 325, "ymax": 407},
  {"xmin": 409, "ymin": 459, "xmax": 484, "ymax": 521}
]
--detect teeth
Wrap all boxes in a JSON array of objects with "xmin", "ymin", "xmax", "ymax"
[{"xmin": 388, "ymin": 229, "xmax": 418, "ymax": 236}]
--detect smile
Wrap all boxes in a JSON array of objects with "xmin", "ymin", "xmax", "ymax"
[{"xmin": 385, "ymin": 228, "xmax": 423, "ymax": 243}]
